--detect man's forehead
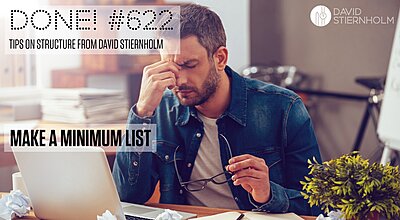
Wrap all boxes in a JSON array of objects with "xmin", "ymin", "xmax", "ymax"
[
  {"xmin": 160, "ymin": 36, "xmax": 207, "ymax": 62},
  {"xmin": 161, "ymin": 53, "xmax": 199, "ymax": 63}
]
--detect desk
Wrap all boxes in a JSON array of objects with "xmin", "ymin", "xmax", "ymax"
[
  {"xmin": 147, "ymin": 203, "xmax": 316, "ymax": 220},
  {"xmin": 1, "ymin": 193, "xmax": 315, "ymax": 220}
]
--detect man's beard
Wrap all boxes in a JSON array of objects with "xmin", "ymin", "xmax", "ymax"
[{"xmin": 175, "ymin": 63, "xmax": 221, "ymax": 106}]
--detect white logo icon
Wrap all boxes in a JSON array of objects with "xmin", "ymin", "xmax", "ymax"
[{"xmin": 310, "ymin": 5, "xmax": 332, "ymax": 27}]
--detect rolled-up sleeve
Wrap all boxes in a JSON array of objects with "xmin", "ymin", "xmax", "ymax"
[{"xmin": 248, "ymin": 98, "xmax": 322, "ymax": 215}]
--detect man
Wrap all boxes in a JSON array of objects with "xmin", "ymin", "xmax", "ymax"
[{"xmin": 113, "ymin": 4, "xmax": 322, "ymax": 215}]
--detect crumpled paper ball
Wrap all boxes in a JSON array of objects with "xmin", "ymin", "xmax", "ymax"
[
  {"xmin": 155, "ymin": 209, "xmax": 183, "ymax": 220},
  {"xmin": 97, "ymin": 210, "xmax": 117, "ymax": 220},
  {"xmin": 316, "ymin": 210, "xmax": 345, "ymax": 220},
  {"xmin": 0, "ymin": 190, "xmax": 31, "ymax": 219}
]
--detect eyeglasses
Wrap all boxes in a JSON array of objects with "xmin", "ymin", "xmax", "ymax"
[{"xmin": 173, "ymin": 134, "xmax": 233, "ymax": 192}]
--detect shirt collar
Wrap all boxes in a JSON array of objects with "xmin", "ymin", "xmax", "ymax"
[{"xmin": 175, "ymin": 65, "xmax": 247, "ymax": 127}]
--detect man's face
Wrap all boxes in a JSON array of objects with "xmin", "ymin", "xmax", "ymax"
[{"xmin": 161, "ymin": 36, "xmax": 220, "ymax": 106}]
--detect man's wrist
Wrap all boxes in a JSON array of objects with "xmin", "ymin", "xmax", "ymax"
[
  {"xmin": 249, "ymin": 181, "xmax": 290, "ymax": 213},
  {"xmin": 135, "ymin": 103, "xmax": 154, "ymax": 118},
  {"xmin": 254, "ymin": 190, "xmax": 271, "ymax": 204}
]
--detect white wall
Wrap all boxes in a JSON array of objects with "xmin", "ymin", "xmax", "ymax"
[
  {"xmin": 165, "ymin": 0, "xmax": 250, "ymax": 72},
  {"xmin": 35, "ymin": 54, "xmax": 81, "ymax": 88},
  {"xmin": 251, "ymin": 0, "xmax": 400, "ymax": 161}
]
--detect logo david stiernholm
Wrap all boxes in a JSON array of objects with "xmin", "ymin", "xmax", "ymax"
[{"xmin": 310, "ymin": 5, "xmax": 332, "ymax": 27}]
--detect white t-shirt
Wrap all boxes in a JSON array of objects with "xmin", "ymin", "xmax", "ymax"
[{"xmin": 186, "ymin": 113, "xmax": 239, "ymax": 209}]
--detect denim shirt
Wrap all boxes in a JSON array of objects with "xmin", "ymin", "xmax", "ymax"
[{"xmin": 113, "ymin": 66, "xmax": 322, "ymax": 216}]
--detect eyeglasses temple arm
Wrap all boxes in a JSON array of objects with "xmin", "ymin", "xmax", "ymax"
[{"xmin": 173, "ymin": 146, "xmax": 184, "ymax": 184}]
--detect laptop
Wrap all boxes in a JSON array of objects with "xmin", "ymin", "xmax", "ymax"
[{"xmin": 13, "ymin": 147, "xmax": 196, "ymax": 220}]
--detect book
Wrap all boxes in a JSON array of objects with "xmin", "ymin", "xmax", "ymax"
[{"xmin": 0, "ymin": 100, "xmax": 41, "ymax": 121}]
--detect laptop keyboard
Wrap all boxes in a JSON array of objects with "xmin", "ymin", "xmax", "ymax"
[{"xmin": 125, "ymin": 215, "xmax": 154, "ymax": 220}]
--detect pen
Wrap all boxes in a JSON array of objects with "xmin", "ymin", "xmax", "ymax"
[{"xmin": 236, "ymin": 213, "xmax": 245, "ymax": 220}]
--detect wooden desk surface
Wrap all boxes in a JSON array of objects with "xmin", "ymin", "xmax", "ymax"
[{"xmin": 1, "ymin": 193, "xmax": 315, "ymax": 220}]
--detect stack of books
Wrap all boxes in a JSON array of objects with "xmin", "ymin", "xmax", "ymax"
[
  {"xmin": 41, "ymin": 88, "xmax": 129, "ymax": 124},
  {"xmin": 0, "ymin": 87, "xmax": 42, "ymax": 122}
]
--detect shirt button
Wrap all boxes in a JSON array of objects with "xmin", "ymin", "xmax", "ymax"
[
  {"xmin": 196, "ymin": 133, "xmax": 202, "ymax": 138},
  {"xmin": 132, "ymin": 161, "xmax": 138, "ymax": 166},
  {"xmin": 187, "ymin": 163, "xmax": 192, "ymax": 168},
  {"xmin": 234, "ymin": 197, "xmax": 239, "ymax": 202},
  {"xmin": 179, "ymin": 189, "xmax": 183, "ymax": 194},
  {"xmin": 164, "ymin": 155, "xmax": 170, "ymax": 161}
]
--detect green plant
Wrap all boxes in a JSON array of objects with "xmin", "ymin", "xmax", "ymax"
[{"xmin": 300, "ymin": 152, "xmax": 400, "ymax": 220}]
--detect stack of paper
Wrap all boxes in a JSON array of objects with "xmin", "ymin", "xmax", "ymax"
[
  {"xmin": 0, "ymin": 87, "xmax": 41, "ymax": 102},
  {"xmin": 41, "ymin": 88, "xmax": 129, "ymax": 124}
]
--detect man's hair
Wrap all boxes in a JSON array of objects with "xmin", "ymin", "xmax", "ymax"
[{"xmin": 180, "ymin": 4, "xmax": 226, "ymax": 57}]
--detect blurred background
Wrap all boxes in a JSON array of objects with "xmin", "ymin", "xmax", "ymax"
[{"xmin": 0, "ymin": 0, "xmax": 399, "ymax": 192}]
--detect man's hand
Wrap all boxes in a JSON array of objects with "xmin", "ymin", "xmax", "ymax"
[
  {"xmin": 227, "ymin": 154, "xmax": 271, "ymax": 204},
  {"xmin": 136, "ymin": 60, "xmax": 181, "ymax": 117}
]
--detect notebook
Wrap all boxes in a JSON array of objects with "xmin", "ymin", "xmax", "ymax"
[{"xmin": 192, "ymin": 211, "xmax": 304, "ymax": 220}]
